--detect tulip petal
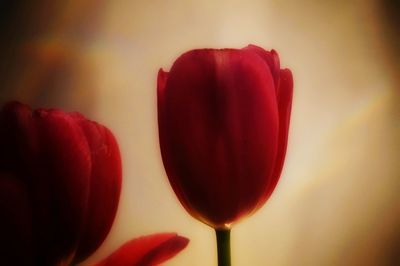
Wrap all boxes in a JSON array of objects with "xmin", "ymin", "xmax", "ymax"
[
  {"xmin": 259, "ymin": 69, "xmax": 293, "ymax": 207},
  {"xmin": 72, "ymin": 114, "xmax": 122, "ymax": 262},
  {"xmin": 31, "ymin": 108, "xmax": 92, "ymax": 264},
  {"xmin": 243, "ymin": 44, "xmax": 280, "ymax": 89},
  {"xmin": 93, "ymin": 233, "xmax": 189, "ymax": 266},
  {"xmin": 158, "ymin": 68, "xmax": 196, "ymax": 215},
  {"xmin": 0, "ymin": 173, "xmax": 33, "ymax": 266}
]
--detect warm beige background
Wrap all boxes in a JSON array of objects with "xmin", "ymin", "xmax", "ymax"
[{"xmin": 0, "ymin": 0, "xmax": 399, "ymax": 265}]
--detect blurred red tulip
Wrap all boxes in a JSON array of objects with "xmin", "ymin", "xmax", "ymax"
[
  {"xmin": 0, "ymin": 102, "xmax": 189, "ymax": 266},
  {"xmin": 158, "ymin": 45, "xmax": 293, "ymax": 229},
  {"xmin": 0, "ymin": 101, "xmax": 122, "ymax": 265}
]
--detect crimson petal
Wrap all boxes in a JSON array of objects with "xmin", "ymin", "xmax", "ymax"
[
  {"xmin": 258, "ymin": 68, "xmax": 293, "ymax": 208},
  {"xmin": 93, "ymin": 233, "xmax": 189, "ymax": 266},
  {"xmin": 72, "ymin": 114, "xmax": 122, "ymax": 262},
  {"xmin": 32, "ymin": 108, "xmax": 92, "ymax": 265},
  {"xmin": 243, "ymin": 44, "xmax": 281, "ymax": 89}
]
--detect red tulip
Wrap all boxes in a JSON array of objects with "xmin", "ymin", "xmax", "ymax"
[
  {"xmin": 0, "ymin": 101, "xmax": 121, "ymax": 265},
  {"xmin": 0, "ymin": 102, "xmax": 189, "ymax": 266},
  {"xmin": 158, "ymin": 45, "xmax": 293, "ymax": 265}
]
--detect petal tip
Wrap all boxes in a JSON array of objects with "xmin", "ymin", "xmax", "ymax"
[
  {"xmin": 244, "ymin": 44, "xmax": 262, "ymax": 50},
  {"xmin": 157, "ymin": 68, "xmax": 168, "ymax": 95},
  {"xmin": 281, "ymin": 68, "xmax": 293, "ymax": 83}
]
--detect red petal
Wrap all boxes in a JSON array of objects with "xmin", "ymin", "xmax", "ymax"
[
  {"xmin": 93, "ymin": 233, "xmax": 189, "ymax": 266},
  {"xmin": 243, "ymin": 44, "xmax": 280, "ymax": 89},
  {"xmin": 157, "ymin": 67, "xmax": 200, "ymax": 220},
  {"xmin": 72, "ymin": 114, "xmax": 122, "ymax": 262},
  {"xmin": 31, "ymin": 108, "xmax": 92, "ymax": 264},
  {"xmin": 258, "ymin": 69, "xmax": 293, "ymax": 207}
]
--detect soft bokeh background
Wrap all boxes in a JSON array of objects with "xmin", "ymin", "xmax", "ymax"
[{"xmin": 0, "ymin": 0, "xmax": 399, "ymax": 265}]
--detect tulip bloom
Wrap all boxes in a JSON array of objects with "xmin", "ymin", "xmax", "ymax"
[
  {"xmin": 158, "ymin": 45, "xmax": 293, "ymax": 265},
  {"xmin": 0, "ymin": 102, "xmax": 188, "ymax": 266}
]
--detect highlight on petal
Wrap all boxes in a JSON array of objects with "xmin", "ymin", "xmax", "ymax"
[{"xmin": 93, "ymin": 233, "xmax": 189, "ymax": 266}]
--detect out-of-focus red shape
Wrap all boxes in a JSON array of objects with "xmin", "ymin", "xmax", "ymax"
[
  {"xmin": 0, "ymin": 101, "xmax": 190, "ymax": 266},
  {"xmin": 93, "ymin": 233, "xmax": 189, "ymax": 266},
  {"xmin": 158, "ymin": 44, "xmax": 293, "ymax": 229},
  {"xmin": 0, "ymin": 101, "xmax": 122, "ymax": 266}
]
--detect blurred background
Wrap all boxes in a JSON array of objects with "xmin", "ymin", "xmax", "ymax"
[{"xmin": 0, "ymin": 0, "xmax": 399, "ymax": 265}]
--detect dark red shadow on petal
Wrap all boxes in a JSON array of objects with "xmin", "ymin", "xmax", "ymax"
[{"xmin": 0, "ymin": 173, "xmax": 33, "ymax": 266}]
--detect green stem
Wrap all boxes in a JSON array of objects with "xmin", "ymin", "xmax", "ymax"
[{"xmin": 216, "ymin": 228, "xmax": 231, "ymax": 266}]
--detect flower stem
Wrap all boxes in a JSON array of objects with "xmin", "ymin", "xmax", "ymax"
[{"xmin": 215, "ymin": 228, "xmax": 231, "ymax": 266}]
